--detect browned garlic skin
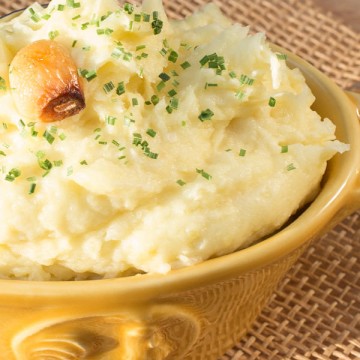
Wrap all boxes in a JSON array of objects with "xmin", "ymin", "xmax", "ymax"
[{"xmin": 9, "ymin": 39, "xmax": 85, "ymax": 122}]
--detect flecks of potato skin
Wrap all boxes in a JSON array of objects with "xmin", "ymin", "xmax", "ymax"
[{"xmin": 9, "ymin": 39, "xmax": 85, "ymax": 122}]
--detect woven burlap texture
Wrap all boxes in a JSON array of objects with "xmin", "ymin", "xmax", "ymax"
[{"xmin": 0, "ymin": 0, "xmax": 359, "ymax": 359}]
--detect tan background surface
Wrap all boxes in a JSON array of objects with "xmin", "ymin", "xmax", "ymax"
[{"xmin": 315, "ymin": 0, "xmax": 360, "ymax": 32}]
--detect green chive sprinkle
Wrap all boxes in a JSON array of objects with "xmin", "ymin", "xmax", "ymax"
[
  {"xmin": 156, "ymin": 81, "xmax": 166, "ymax": 92},
  {"xmin": 196, "ymin": 168, "xmax": 212, "ymax": 180},
  {"xmin": 198, "ymin": 109, "xmax": 214, "ymax": 122},
  {"xmin": 276, "ymin": 53, "xmax": 288, "ymax": 60},
  {"xmin": 269, "ymin": 97, "xmax": 276, "ymax": 107},
  {"xmin": 239, "ymin": 148, "xmax": 246, "ymax": 157},
  {"xmin": 132, "ymin": 98, "xmax": 139, "ymax": 106},
  {"xmin": 79, "ymin": 69, "xmax": 97, "ymax": 82},
  {"xmin": 106, "ymin": 115, "xmax": 117, "ymax": 125},
  {"xmin": 124, "ymin": 2, "xmax": 134, "ymax": 14},
  {"xmin": 48, "ymin": 30, "xmax": 59, "ymax": 40},
  {"xmin": 168, "ymin": 50, "xmax": 178, "ymax": 63},
  {"xmin": 159, "ymin": 72, "xmax": 170, "ymax": 82},
  {"xmin": 29, "ymin": 183, "xmax": 36, "ymax": 194},
  {"xmin": 5, "ymin": 168, "xmax": 21, "ymax": 182},
  {"xmin": 286, "ymin": 163, "xmax": 296, "ymax": 171},
  {"xmin": 151, "ymin": 95, "xmax": 159, "ymax": 105},
  {"xmin": 116, "ymin": 81, "xmax": 125, "ymax": 96},
  {"xmin": 180, "ymin": 61, "xmax": 191, "ymax": 69},
  {"xmin": 146, "ymin": 128, "xmax": 157, "ymax": 137},
  {"xmin": 168, "ymin": 89, "xmax": 177, "ymax": 97},
  {"xmin": 103, "ymin": 81, "xmax": 115, "ymax": 93},
  {"xmin": 43, "ymin": 130, "xmax": 55, "ymax": 144},
  {"xmin": 281, "ymin": 145, "xmax": 288, "ymax": 153},
  {"xmin": 0, "ymin": 77, "xmax": 6, "ymax": 91},
  {"xmin": 176, "ymin": 179, "xmax": 186, "ymax": 186}
]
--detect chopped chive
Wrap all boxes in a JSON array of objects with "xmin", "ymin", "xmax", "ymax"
[
  {"xmin": 72, "ymin": 40, "xmax": 78, "ymax": 48},
  {"xmin": 169, "ymin": 97, "xmax": 179, "ymax": 109},
  {"xmin": 159, "ymin": 48, "xmax": 167, "ymax": 57},
  {"xmin": 53, "ymin": 160, "xmax": 63, "ymax": 167},
  {"xmin": 286, "ymin": 163, "xmax": 296, "ymax": 171},
  {"xmin": 132, "ymin": 13, "xmax": 140, "ymax": 22},
  {"xmin": 229, "ymin": 71, "xmax": 237, "ymax": 78},
  {"xmin": 142, "ymin": 12, "xmax": 150, "ymax": 22},
  {"xmin": 276, "ymin": 53, "xmax": 288, "ymax": 60},
  {"xmin": 156, "ymin": 81, "xmax": 166, "ymax": 92},
  {"xmin": 176, "ymin": 179, "xmax": 186, "ymax": 186},
  {"xmin": 81, "ymin": 22, "xmax": 89, "ymax": 30},
  {"xmin": 269, "ymin": 97, "xmax": 276, "ymax": 107},
  {"xmin": 43, "ymin": 130, "xmax": 55, "ymax": 144},
  {"xmin": 196, "ymin": 168, "xmax": 212, "ymax": 180},
  {"xmin": 281, "ymin": 145, "xmax": 288, "ymax": 153},
  {"xmin": 180, "ymin": 61, "xmax": 191, "ymax": 70},
  {"xmin": 5, "ymin": 168, "xmax": 21, "ymax": 182},
  {"xmin": 199, "ymin": 55, "xmax": 209, "ymax": 67},
  {"xmin": 146, "ymin": 128, "xmax": 157, "ymax": 138},
  {"xmin": 151, "ymin": 95, "xmax": 159, "ymax": 105},
  {"xmin": 171, "ymin": 70, "xmax": 179, "ymax": 77},
  {"xmin": 198, "ymin": 108, "xmax": 214, "ymax": 122},
  {"xmin": 42, "ymin": 14, "xmax": 51, "ymax": 20},
  {"xmin": 72, "ymin": 14, "xmax": 81, "ymax": 20},
  {"xmin": 38, "ymin": 159, "xmax": 53, "ymax": 171},
  {"xmin": 29, "ymin": 183, "xmax": 37, "ymax": 194},
  {"xmin": 26, "ymin": 176, "xmax": 37, "ymax": 182},
  {"xmin": 79, "ymin": 69, "xmax": 97, "ymax": 82},
  {"xmin": 159, "ymin": 72, "xmax": 170, "ymax": 82},
  {"xmin": 152, "ymin": 11, "xmax": 159, "ymax": 20},
  {"xmin": 48, "ymin": 30, "xmax": 59, "ymax": 40},
  {"xmin": 106, "ymin": 115, "xmax": 117, "ymax": 125},
  {"xmin": 19, "ymin": 119, "xmax": 25, "ymax": 128},
  {"xmin": 66, "ymin": 0, "xmax": 81, "ymax": 8},
  {"xmin": 50, "ymin": 126, "xmax": 58, "ymax": 134},
  {"xmin": 0, "ymin": 151, "xmax": 6, "ymax": 156},
  {"xmin": 132, "ymin": 98, "xmax": 139, "ymax": 106},
  {"xmin": 116, "ymin": 81, "xmax": 125, "ymax": 95},
  {"xmin": 124, "ymin": 2, "xmax": 134, "ymax": 14},
  {"xmin": 205, "ymin": 82, "xmax": 218, "ymax": 89},
  {"xmin": 136, "ymin": 44, "xmax": 146, "ymax": 51},
  {"xmin": 239, "ymin": 148, "xmax": 246, "ymax": 157},
  {"xmin": 240, "ymin": 74, "xmax": 254, "ymax": 85},
  {"xmin": 103, "ymin": 81, "xmax": 115, "ymax": 93},
  {"xmin": 59, "ymin": 133, "xmax": 66, "ymax": 141},
  {"xmin": 166, "ymin": 105, "xmax": 173, "ymax": 114},
  {"xmin": 151, "ymin": 18, "xmax": 163, "ymax": 35},
  {"xmin": 80, "ymin": 160, "xmax": 88, "ymax": 165},
  {"xmin": 168, "ymin": 89, "xmax": 177, "ymax": 97},
  {"xmin": 0, "ymin": 77, "xmax": 6, "ymax": 91},
  {"xmin": 57, "ymin": 4, "xmax": 65, "ymax": 11},
  {"xmin": 168, "ymin": 50, "xmax": 178, "ymax": 63},
  {"xmin": 235, "ymin": 91, "xmax": 245, "ymax": 100},
  {"xmin": 97, "ymin": 28, "xmax": 114, "ymax": 35}
]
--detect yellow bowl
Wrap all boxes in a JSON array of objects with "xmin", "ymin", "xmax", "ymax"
[{"xmin": 0, "ymin": 11, "xmax": 359, "ymax": 360}]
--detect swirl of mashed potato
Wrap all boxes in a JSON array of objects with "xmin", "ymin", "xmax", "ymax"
[{"xmin": 0, "ymin": 0, "xmax": 348, "ymax": 280}]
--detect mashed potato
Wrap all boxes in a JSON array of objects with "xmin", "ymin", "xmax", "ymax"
[{"xmin": 0, "ymin": 0, "xmax": 348, "ymax": 280}]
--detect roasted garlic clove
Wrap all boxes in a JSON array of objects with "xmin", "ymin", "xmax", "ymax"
[{"xmin": 9, "ymin": 39, "xmax": 85, "ymax": 122}]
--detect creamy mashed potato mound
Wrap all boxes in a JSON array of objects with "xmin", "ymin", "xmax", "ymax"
[{"xmin": 0, "ymin": 0, "xmax": 348, "ymax": 280}]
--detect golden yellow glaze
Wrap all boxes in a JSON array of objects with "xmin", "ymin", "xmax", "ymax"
[{"xmin": 0, "ymin": 12, "xmax": 359, "ymax": 360}]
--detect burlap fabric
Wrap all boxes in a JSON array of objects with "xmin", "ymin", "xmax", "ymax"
[{"xmin": 0, "ymin": 1, "xmax": 359, "ymax": 359}]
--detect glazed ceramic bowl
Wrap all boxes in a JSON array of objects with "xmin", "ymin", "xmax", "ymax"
[{"xmin": 0, "ymin": 10, "xmax": 359, "ymax": 360}]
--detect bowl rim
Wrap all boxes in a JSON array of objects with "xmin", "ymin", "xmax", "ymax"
[{"xmin": 0, "ymin": 10, "xmax": 359, "ymax": 300}]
